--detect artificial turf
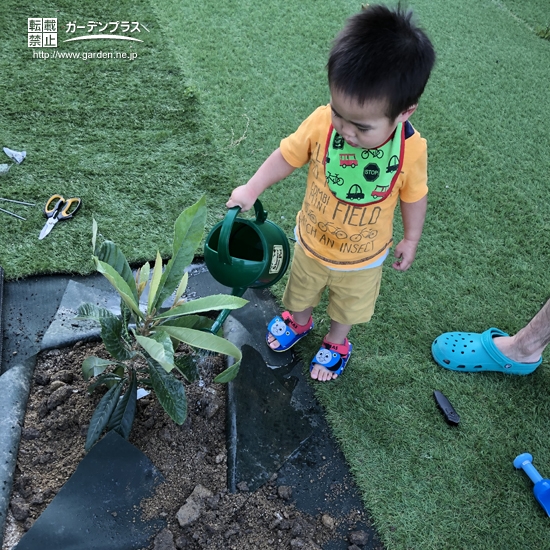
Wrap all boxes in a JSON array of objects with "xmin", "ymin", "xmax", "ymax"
[
  {"xmin": 0, "ymin": 0, "xmax": 227, "ymax": 278},
  {"xmin": 2, "ymin": 0, "xmax": 550, "ymax": 548}
]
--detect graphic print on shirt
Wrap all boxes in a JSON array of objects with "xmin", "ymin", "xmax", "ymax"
[
  {"xmin": 299, "ymin": 117, "xmax": 414, "ymax": 267},
  {"xmin": 324, "ymin": 124, "xmax": 404, "ymax": 206},
  {"xmin": 288, "ymin": 107, "xmax": 425, "ymax": 268},
  {"xmin": 302, "ymin": 141, "xmax": 390, "ymax": 263},
  {"xmin": 301, "ymin": 149, "xmax": 387, "ymax": 263}
]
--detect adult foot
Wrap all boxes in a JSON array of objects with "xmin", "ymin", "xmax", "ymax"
[
  {"xmin": 431, "ymin": 328, "xmax": 541, "ymax": 375},
  {"xmin": 492, "ymin": 336, "xmax": 542, "ymax": 364}
]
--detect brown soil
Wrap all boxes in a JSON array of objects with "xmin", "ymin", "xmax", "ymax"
[{"xmin": 3, "ymin": 340, "xmax": 372, "ymax": 550}]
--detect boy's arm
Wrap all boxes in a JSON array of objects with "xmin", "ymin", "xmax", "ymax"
[
  {"xmin": 226, "ymin": 148, "xmax": 296, "ymax": 211},
  {"xmin": 392, "ymin": 194, "xmax": 427, "ymax": 271}
]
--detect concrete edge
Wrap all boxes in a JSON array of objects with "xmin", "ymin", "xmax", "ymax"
[
  {"xmin": 223, "ymin": 315, "xmax": 250, "ymax": 494},
  {"xmin": 0, "ymin": 267, "xmax": 3, "ymax": 371},
  {"xmin": 0, "ymin": 359, "xmax": 36, "ymax": 547},
  {"xmin": 40, "ymin": 331, "xmax": 101, "ymax": 354}
]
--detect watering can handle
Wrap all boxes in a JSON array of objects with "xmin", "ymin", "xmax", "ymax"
[{"xmin": 219, "ymin": 200, "xmax": 268, "ymax": 265}]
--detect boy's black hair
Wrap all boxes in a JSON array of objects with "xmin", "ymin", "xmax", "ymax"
[{"xmin": 328, "ymin": 4, "xmax": 436, "ymax": 120}]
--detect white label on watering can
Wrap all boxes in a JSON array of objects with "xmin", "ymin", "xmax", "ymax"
[{"xmin": 269, "ymin": 245, "xmax": 284, "ymax": 274}]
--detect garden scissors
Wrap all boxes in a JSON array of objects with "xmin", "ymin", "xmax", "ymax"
[{"xmin": 39, "ymin": 194, "xmax": 82, "ymax": 240}]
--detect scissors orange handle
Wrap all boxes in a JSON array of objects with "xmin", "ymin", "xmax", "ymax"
[
  {"xmin": 44, "ymin": 195, "xmax": 82, "ymax": 220},
  {"xmin": 44, "ymin": 194, "xmax": 64, "ymax": 216},
  {"xmin": 58, "ymin": 197, "xmax": 81, "ymax": 219}
]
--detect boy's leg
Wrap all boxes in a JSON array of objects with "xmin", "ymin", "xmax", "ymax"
[
  {"xmin": 310, "ymin": 265, "xmax": 382, "ymax": 380},
  {"xmin": 267, "ymin": 307, "xmax": 313, "ymax": 350},
  {"xmin": 267, "ymin": 245, "xmax": 326, "ymax": 350},
  {"xmin": 310, "ymin": 320, "xmax": 352, "ymax": 381}
]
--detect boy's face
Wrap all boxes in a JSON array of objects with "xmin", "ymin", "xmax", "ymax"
[{"xmin": 329, "ymin": 89, "xmax": 415, "ymax": 150}]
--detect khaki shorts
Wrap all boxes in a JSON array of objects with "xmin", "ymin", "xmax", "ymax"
[{"xmin": 282, "ymin": 244, "xmax": 383, "ymax": 325}]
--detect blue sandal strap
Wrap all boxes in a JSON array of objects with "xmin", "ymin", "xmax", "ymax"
[
  {"xmin": 266, "ymin": 312, "xmax": 313, "ymax": 352},
  {"xmin": 310, "ymin": 339, "xmax": 353, "ymax": 378}
]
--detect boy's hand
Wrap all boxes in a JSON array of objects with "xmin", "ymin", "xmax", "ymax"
[
  {"xmin": 395, "ymin": 195, "xmax": 427, "ymax": 270},
  {"xmin": 226, "ymin": 184, "xmax": 258, "ymax": 212},
  {"xmin": 226, "ymin": 148, "xmax": 296, "ymax": 212},
  {"xmin": 392, "ymin": 238, "xmax": 418, "ymax": 271}
]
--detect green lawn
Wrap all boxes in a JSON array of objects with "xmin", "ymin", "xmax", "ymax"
[
  {"xmin": 2, "ymin": 0, "xmax": 550, "ymax": 548},
  {"xmin": 491, "ymin": 0, "xmax": 549, "ymax": 33},
  {"xmin": 0, "ymin": 0, "xmax": 226, "ymax": 277}
]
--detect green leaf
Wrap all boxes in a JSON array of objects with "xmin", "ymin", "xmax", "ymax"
[
  {"xmin": 95, "ymin": 240, "xmax": 138, "ymax": 302},
  {"xmin": 147, "ymin": 359, "xmax": 187, "ymax": 425},
  {"xmin": 135, "ymin": 332, "xmax": 175, "ymax": 372},
  {"xmin": 161, "ymin": 325, "xmax": 242, "ymax": 364},
  {"xmin": 159, "ymin": 315, "xmax": 212, "ymax": 330},
  {"xmin": 139, "ymin": 376, "xmax": 152, "ymax": 388},
  {"xmin": 120, "ymin": 299, "xmax": 132, "ymax": 344},
  {"xmin": 94, "ymin": 258, "xmax": 143, "ymax": 320},
  {"xmin": 113, "ymin": 365, "xmax": 125, "ymax": 378},
  {"xmin": 85, "ymin": 380, "xmax": 124, "ymax": 451},
  {"xmin": 152, "ymin": 196, "xmax": 206, "ymax": 310},
  {"xmin": 186, "ymin": 315, "xmax": 216, "ymax": 331},
  {"xmin": 174, "ymin": 354, "xmax": 199, "ymax": 382},
  {"xmin": 76, "ymin": 303, "xmax": 117, "ymax": 322},
  {"xmin": 214, "ymin": 361, "xmax": 241, "ymax": 383},
  {"xmin": 107, "ymin": 371, "xmax": 137, "ymax": 439},
  {"xmin": 147, "ymin": 251, "xmax": 164, "ymax": 313},
  {"xmin": 172, "ymin": 196, "xmax": 207, "ymax": 263},
  {"xmin": 137, "ymin": 262, "xmax": 151, "ymax": 298},
  {"xmin": 155, "ymin": 295, "xmax": 248, "ymax": 319},
  {"xmin": 87, "ymin": 372, "xmax": 123, "ymax": 393},
  {"xmin": 159, "ymin": 318, "xmax": 209, "ymax": 350},
  {"xmin": 92, "ymin": 218, "xmax": 98, "ymax": 254},
  {"xmin": 139, "ymin": 262, "xmax": 151, "ymax": 287},
  {"xmin": 173, "ymin": 272, "xmax": 189, "ymax": 306},
  {"xmin": 99, "ymin": 316, "xmax": 135, "ymax": 361},
  {"xmin": 82, "ymin": 356, "xmax": 115, "ymax": 380}
]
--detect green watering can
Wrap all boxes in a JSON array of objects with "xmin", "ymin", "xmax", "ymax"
[{"xmin": 204, "ymin": 200, "xmax": 290, "ymax": 333}]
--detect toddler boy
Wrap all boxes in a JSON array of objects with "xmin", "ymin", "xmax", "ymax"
[{"xmin": 227, "ymin": 4, "xmax": 435, "ymax": 381}]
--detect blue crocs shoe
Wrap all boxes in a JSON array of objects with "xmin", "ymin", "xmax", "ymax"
[{"xmin": 432, "ymin": 328, "xmax": 542, "ymax": 375}]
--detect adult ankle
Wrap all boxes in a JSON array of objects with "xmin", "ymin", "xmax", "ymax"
[{"xmin": 493, "ymin": 335, "xmax": 541, "ymax": 364}]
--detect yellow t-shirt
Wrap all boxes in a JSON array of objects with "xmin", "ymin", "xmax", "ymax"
[{"xmin": 280, "ymin": 104, "xmax": 428, "ymax": 269}]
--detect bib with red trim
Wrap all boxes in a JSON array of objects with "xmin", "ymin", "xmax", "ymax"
[{"xmin": 324, "ymin": 123, "xmax": 404, "ymax": 205}]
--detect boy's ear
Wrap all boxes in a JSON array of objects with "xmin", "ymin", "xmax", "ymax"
[{"xmin": 395, "ymin": 104, "xmax": 418, "ymax": 123}]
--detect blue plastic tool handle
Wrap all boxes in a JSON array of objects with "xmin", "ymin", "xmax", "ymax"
[{"xmin": 514, "ymin": 453, "xmax": 543, "ymax": 484}]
